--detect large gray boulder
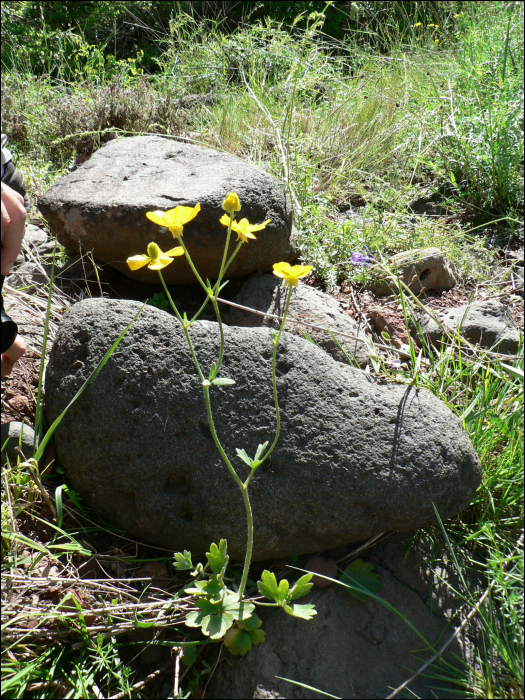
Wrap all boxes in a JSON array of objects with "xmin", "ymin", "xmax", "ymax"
[
  {"xmin": 208, "ymin": 534, "xmax": 477, "ymax": 699},
  {"xmin": 420, "ymin": 299, "xmax": 521, "ymax": 355},
  {"xmin": 223, "ymin": 274, "xmax": 370, "ymax": 366},
  {"xmin": 38, "ymin": 136, "xmax": 297, "ymax": 285},
  {"xmin": 44, "ymin": 298, "xmax": 481, "ymax": 560}
]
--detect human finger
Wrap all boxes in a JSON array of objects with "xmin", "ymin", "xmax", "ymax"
[
  {"xmin": 0, "ymin": 184, "xmax": 27, "ymax": 275},
  {"xmin": 1, "ymin": 334, "xmax": 27, "ymax": 376}
]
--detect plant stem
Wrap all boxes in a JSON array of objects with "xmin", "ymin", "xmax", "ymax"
[
  {"xmin": 238, "ymin": 484, "xmax": 254, "ymax": 600},
  {"xmin": 222, "ymin": 241, "xmax": 243, "ymax": 277},
  {"xmin": 259, "ymin": 284, "xmax": 293, "ymax": 465},
  {"xmin": 214, "ymin": 216, "xmax": 233, "ymax": 296},
  {"xmin": 158, "ymin": 271, "xmax": 204, "ymax": 382},
  {"xmin": 210, "ymin": 296, "xmax": 225, "ymax": 378},
  {"xmin": 202, "ymin": 385, "xmax": 253, "ymax": 599},
  {"xmin": 177, "ymin": 237, "xmax": 209, "ymax": 296}
]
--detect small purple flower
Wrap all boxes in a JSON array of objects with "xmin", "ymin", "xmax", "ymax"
[{"xmin": 350, "ymin": 247, "xmax": 375, "ymax": 266}]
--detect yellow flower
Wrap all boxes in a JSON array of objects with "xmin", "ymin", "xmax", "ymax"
[
  {"xmin": 427, "ymin": 23, "xmax": 439, "ymax": 28},
  {"xmin": 146, "ymin": 203, "xmax": 201, "ymax": 238},
  {"xmin": 127, "ymin": 242, "xmax": 184, "ymax": 271},
  {"xmin": 434, "ymin": 39, "xmax": 439, "ymax": 43},
  {"xmin": 455, "ymin": 14, "xmax": 460, "ymax": 18},
  {"xmin": 273, "ymin": 262, "xmax": 313, "ymax": 287},
  {"xmin": 414, "ymin": 22, "xmax": 423, "ymax": 27},
  {"xmin": 219, "ymin": 214, "xmax": 271, "ymax": 243},
  {"xmin": 222, "ymin": 193, "xmax": 241, "ymax": 214}
]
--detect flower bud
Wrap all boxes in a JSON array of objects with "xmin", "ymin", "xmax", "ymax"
[
  {"xmin": 222, "ymin": 192, "xmax": 241, "ymax": 214},
  {"xmin": 147, "ymin": 242, "xmax": 161, "ymax": 259}
]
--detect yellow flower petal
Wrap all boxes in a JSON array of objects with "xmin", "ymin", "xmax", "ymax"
[
  {"xmin": 272, "ymin": 262, "xmax": 312, "ymax": 286},
  {"xmin": 146, "ymin": 211, "xmax": 170, "ymax": 227},
  {"xmin": 127, "ymin": 255, "xmax": 152, "ymax": 271},
  {"xmin": 149, "ymin": 255, "xmax": 174, "ymax": 270},
  {"xmin": 164, "ymin": 246, "xmax": 185, "ymax": 257},
  {"xmin": 273, "ymin": 262, "xmax": 292, "ymax": 275},
  {"xmin": 164, "ymin": 203, "xmax": 201, "ymax": 227},
  {"xmin": 220, "ymin": 213, "xmax": 232, "ymax": 227},
  {"xmin": 249, "ymin": 219, "xmax": 271, "ymax": 232}
]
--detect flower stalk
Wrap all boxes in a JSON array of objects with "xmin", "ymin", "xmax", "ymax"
[{"xmin": 127, "ymin": 196, "xmax": 311, "ymax": 610}]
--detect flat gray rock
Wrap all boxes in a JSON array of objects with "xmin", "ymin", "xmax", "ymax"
[
  {"xmin": 369, "ymin": 247, "xmax": 457, "ymax": 296},
  {"xmin": 6, "ymin": 262, "xmax": 51, "ymax": 291},
  {"xmin": 38, "ymin": 136, "xmax": 297, "ymax": 285},
  {"xmin": 224, "ymin": 274, "xmax": 370, "ymax": 366},
  {"xmin": 209, "ymin": 535, "xmax": 477, "ymax": 699},
  {"xmin": 24, "ymin": 223, "xmax": 49, "ymax": 248},
  {"xmin": 1, "ymin": 422, "xmax": 36, "ymax": 465},
  {"xmin": 420, "ymin": 299, "xmax": 521, "ymax": 355},
  {"xmin": 44, "ymin": 298, "xmax": 481, "ymax": 560}
]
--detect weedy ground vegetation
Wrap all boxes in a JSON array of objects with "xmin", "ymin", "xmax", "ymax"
[{"xmin": 1, "ymin": 1, "xmax": 523, "ymax": 698}]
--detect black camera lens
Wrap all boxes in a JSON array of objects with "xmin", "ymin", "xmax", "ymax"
[{"xmin": 1, "ymin": 275, "xmax": 19, "ymax": 355}]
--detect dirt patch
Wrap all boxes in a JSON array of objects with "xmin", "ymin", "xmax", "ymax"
[{"xmin": 1, "ymin": 349, "xmax": 41, "ymax": 425}]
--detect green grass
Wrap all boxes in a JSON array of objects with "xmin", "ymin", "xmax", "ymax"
[{"xmin": 1, "ymin": 2, "xmax": 523, "ymax": 698}]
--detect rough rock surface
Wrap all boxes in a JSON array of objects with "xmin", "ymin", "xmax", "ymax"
[
  {"xmin": 369, "ymin": 247, "xmax": 457, "ymax": 296},
  {"xmin": 208, "ymin": 533, "xmax": 480, "ymax": 699},
  {"xmin": 44, "ymin": 298, "xmax": 481, "ymax": 560},
  {"xmin": 38, "ymin": 136, "xmax": 297, "ymax": 285},
  {"xmin": 1, "ymin": 421, "xmax": 36, "ymax": 465},
  {"xmin": 223, "ymin": 274, "xmax": 370, "ymax": 366},
  {"xmin": 420, "ymin": 299, "xmax": 521, "ymax": 354}
]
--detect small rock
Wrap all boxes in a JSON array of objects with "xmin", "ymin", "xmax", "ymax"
[
  {"xmin": 304, "ymin": 556, "xmax": 338, "ymax": 587},
  {"xmin": 7, "ymin": 395, "xmax": 31, "ymax": 415},
  {"xmin": 13, "ymin": 252, "xmax": 26, "ymax": 267},
  {"xmin": 136, "ymin": 561, "xmax": 169, "ymax": 583},
  {"xmin": 38, "ymin": 135, "xmax": 297, "ymax": 285},
  {"xmin": 24, "ymin": 224, "xmax": 49, "ymax": 248},
  {"xmin": 35, "ymin": 240, "xmax": 59, "ymax": 256},
  {"xmin": 1, "ymin": 421, "xmax": 36, "ymax": 464},
  {"xmin": 78, "ymin": 558, "xmax": 106, "ymax": 579},
  {"xmin": 420, "ymin": 299, "xmax": 522, "ymax": 355},
  {"xmin": 506, "ymin": 248, "xmax": 524, "ymax": 267},
  {"xmin": 6, "ymin": 262, "xmax": 51, "ymax": 291},
  {"xmin": 368, "ymin": 306, "xmax": 410, "ymax": 349},
  {"xmin": 409, "ymin": 194, "xmax": 451, "ymax": 217},
  {"xmin": 45, "ymin": 298, "xmax": 481, "ymax": 561},
  {"xmin": 368, "ymin": 247, "xmax": 457, "ymax": 296},
  {"xmin": 224, "ymin": 274, "xmax": 370, "ymax": 366}
]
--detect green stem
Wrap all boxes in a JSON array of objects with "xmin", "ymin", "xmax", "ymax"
[
  {"xmin": 259, "ymin": 284, "xmax": 293, "ymax": 465},
  {"xmin": 210, "ymin": 296, "xmax": 225, "ymax": 378},
  {"xmin": 238, "ymin": 485, "xmax": 254, "ymax": 600},
  {"xmin": 222, "ymin": 241, "xmax": 243, "ymax": 278},
  {"xmin": 159, "ymin": 271, "xmax": 204, "ymax": 382},
  {"xmin": 177, "ymin": 237, "xmax": 209, "ymax": 296},
  {"xmin": 214, "ymin": 217, "xmax": 233, "ymax": 295},
  {"xmin": 203, "ymin": 385, "xmax": 253, "ymax": 600},
  {"xmin": 189, "ymin": 295, "xmax": 212, "ymax": 324}
]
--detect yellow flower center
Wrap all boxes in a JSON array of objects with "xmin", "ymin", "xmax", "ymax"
[{"xmin": 147, "ymin": 242, "xmax": 161, "ymax": 260}]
